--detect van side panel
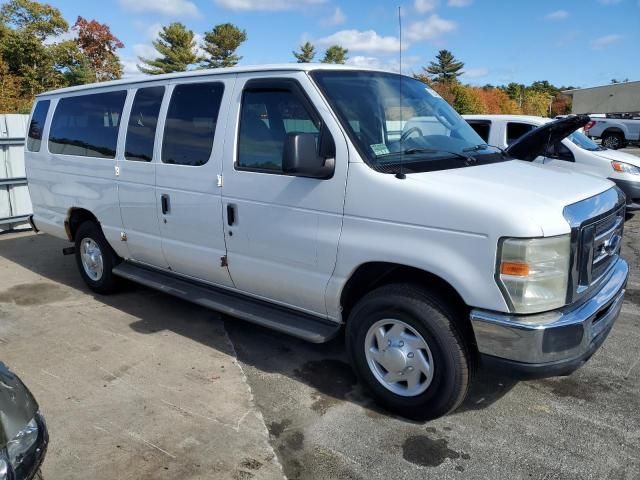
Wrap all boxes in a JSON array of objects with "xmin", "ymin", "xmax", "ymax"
[{"xmin": 26, "ymin": 94, "xmax": 128, "ymax": 258}]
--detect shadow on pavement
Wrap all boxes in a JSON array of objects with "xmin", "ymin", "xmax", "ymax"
[{"xmin": 0, "ymin": 232, "xmax": 516, "ymax": 420}]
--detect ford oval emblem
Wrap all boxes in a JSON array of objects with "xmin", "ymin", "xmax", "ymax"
[{"xmin": 603, "ymin": 234, "xmax": 621, "ymax": 256}]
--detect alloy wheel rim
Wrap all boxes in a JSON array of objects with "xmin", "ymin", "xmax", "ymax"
[
  {"xmin": 80, "ymin": 238, "xmax": 104, "ymax": 281},
  {"xmin": 364, "ymin": 318, "xmax": 435, "ymax": 397}
]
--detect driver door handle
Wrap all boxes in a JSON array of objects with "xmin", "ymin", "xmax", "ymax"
[
  {"xmin": 227, "ymin": 204, "xmax": 236, "ymax": 226},
  {"xmin": 161, "ymin": 194, "xmax": 170, "ymax": 215}
]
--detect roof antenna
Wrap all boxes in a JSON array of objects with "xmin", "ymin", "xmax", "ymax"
[{"xmin": 396, "ymin": 5, "xmax": 406, "ymax": 180}]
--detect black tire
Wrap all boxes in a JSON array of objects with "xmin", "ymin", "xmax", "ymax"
[
  {"xmin": 346, "ymin": 283, "xmax": 472, "ymax": 420},
  {"xmin": 602, "ymin": 132, "xmax": 624, "ymax": 150},
  {"xmin": 74, "ymin": 221, "xmax": 120, "ymax": 294}
]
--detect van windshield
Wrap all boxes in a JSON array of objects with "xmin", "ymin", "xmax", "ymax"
[{"xmin": 311, "ymin": 70, "xmax": 506, "ymax": 174}]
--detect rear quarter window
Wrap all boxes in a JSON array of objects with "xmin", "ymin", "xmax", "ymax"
[
  {"xmin": 26, "ymin": 100, "xmax": 50, "ymax": 152},
  {"xmin": 48, "ymin": 91, "xmax": 127, "ymax": 158}
]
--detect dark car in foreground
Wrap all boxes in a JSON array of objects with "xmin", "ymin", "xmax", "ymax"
[{"xmin": 0, "ymin": 362, "xmax": 48, "ymax": 480}]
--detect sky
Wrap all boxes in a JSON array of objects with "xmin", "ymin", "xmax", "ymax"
[{"xmin": 48, "ymin": 0, "xmax": 639, "ymax": 88}]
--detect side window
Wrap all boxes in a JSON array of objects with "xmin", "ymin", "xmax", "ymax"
[
  {"xmin": 506, "ymin": 122, "xmax": 536, "ymax": 145},
  {"xmin": 27, "ymin": 100, "xmax": 50, "ymax": 152},
  {"xmin": 545, "ymin": 141, "xmax": 574, "ymax": 161},
  {"xmin": 161, "ymin": 82, "xmax": 224, "ymax": 166},
  {"xmin": 125, "ymin": 86, "xmax": 165, "ymax": 162},
  {"xmin": 467, "ymin": 121, "xmax": 490, "ymax": 143},
  {"xmin": 49, "ymin": 91, "xmax": 126, "ymax": 158},
  {"xmin": 237, "ymin": 88, "xmax": 320, "ymax": 172}
]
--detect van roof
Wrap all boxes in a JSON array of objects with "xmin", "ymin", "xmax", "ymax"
[{"xmin": 37, "ymin": 63, "xmax": 389, "ymax": 97}]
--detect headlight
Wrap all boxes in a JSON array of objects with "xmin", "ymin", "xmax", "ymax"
[
  {"xmin": 611, "ymin": 161, "xmax": 640, "ymax": 175},
  {"xmin": 7, "ymin": 418, "xmax": 39, "ymax": 469},
  {"xmin": 0, "ymin": 416, "xmax": 40, "ymax": 480},
  {"xmin": 497, "ymin": 235, "xmax": 570, "ymax": 314}
]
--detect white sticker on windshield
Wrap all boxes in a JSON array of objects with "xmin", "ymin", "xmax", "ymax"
[
  {"xmin": 370, "ymin": 143, "xmax": 390, "ymax": 156},
  {"xmin": 425, "ymin": 88, "xmax": 443, "ymax": 99}
]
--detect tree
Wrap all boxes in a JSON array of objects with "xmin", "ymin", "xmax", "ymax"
[
  {"xmin": 422, "ymin": 49, "xmax": 464, "ymax": 84},
  {"xmin": 50, "ymin": 39, "xmax": 96, "ymax": 86},
  {"xmin": 451, "ymin": 85, "xmax": 483, "ymax": 114},
  {"xmin": 522, "ymin": 90, "xmax": 550, "ymax": 116},
  {"xmin": 138, "ymin": 22, "xmax": 198, "ymax": 74},
  {"xmin": 73, "ymin": 16, "xmax": 124, "ymax": 81},
  {"xmin": 200, "ymin": 23, "xmax": 246, "ymax": 69},
  {"xmin": 322, "ymin": 45, "xmax": 348, "ymax": 64},
  {"xmin": 293, "ymin": 41, "xmax": 316, "ymax": 63},
  {"xmin": 0, "ymin": 0, "xmax": 67, "ymax": 40},
  {"xmin": 611, "ymin": 78, "xmax": 629, "ymax": 84}
]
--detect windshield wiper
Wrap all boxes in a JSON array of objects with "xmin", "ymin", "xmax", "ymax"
[
  {"xmin": 464, "ymin": 143, "xmax": 509, "ymax": 157},
  {"xmin": 401, "ymin": 148, "xmax": 477, "ymax": 163}
]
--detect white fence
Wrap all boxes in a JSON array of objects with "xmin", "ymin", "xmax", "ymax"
[{"xmin": 0, "ymin": 114, "xmax": 32, "ymax": 231}]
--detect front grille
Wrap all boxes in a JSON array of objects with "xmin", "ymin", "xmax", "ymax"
[
  {"xmin": 564, "ymin": 187, "xmax": 626, "ymax": 305},
  {"xmin": 578, "ymin": 205, "xmax": 625, "ymax": 291}
]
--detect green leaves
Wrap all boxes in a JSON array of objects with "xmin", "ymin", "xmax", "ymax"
[
  {"xmin": 293, "ymin": 42, "xmax": 316, "ymax": 63},
  {"xmin": 322, "ymin": 45, "xmax": 348, "ymax": 64},
  {"xmin": 137, "ymin": 22, "xmax": 199, "ymax": 75},
  {"xmin": 200, "ymin": 23, "xmax": 247, "ymax": 69}
]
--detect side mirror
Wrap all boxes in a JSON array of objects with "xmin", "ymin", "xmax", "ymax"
[{"xmin": 283, "ymin": 128, "xmax": 335, "ymax": 179}]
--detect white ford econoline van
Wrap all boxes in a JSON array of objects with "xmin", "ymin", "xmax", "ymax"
[
  {"xmin": 463, "ymin": 114, "xmax": 640, "ymax": 210},
  {"xmin": 25, "ymin": 65, "xmax": 628, "ymax": 419}
]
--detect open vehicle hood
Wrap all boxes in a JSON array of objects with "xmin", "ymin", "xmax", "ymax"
[
  {"xmin": 0, "ymin": 362, "xmax": 39, "ymax": 449},
  {"xmin": 506, "ymin": 114, "xmax": 591, "ymax": 161}
]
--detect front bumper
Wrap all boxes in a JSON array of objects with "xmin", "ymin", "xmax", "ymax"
[
  {"xmin": 609, "ymin": 178, "xmax": 640, "ymax": 210},
  {"xmin": 470, "ymin": 258, "xmax": 628, "ymax": 377}
]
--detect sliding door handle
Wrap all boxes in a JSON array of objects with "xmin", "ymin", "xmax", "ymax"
[
  {"xmin": 227, "ymin": 204, "xmax": 236, "ymax": 226},
  {"xmin": 161, "ymin": 194, "xmax": 170, "ymax": 214}
]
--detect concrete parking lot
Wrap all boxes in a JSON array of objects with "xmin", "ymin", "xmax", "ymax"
[{"xmin": 1, "ymin": 155, "xmax": 639, "ymax": 479}]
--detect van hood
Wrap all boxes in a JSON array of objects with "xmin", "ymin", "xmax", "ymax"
[
  {"xmin": 406, "ymin": 159, "xmax": 614, "ymax": 236},
  {"xmin": 506, "ymin": 114, "xmax": 591, "ymax": 161},
  {"xmin": 591, "ymin": 147, "xmax": 640, "ymax": 167},
  {"xmin": 0, "ymin": 362, "xmax": 39, "ymax": 449}
]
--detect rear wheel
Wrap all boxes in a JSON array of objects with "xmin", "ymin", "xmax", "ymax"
[
  {"xmin": 602, "ymin": 132, "xmax": 624, "ymax": 150},
  {"xmin": 74, "ymin": 221, "xmax": 120, "ymax": 294},
  {"xmin": 346, "ymin": 283, "xmax": 472, "ymax": 420}
]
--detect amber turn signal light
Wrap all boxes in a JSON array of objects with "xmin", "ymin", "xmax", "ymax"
[{"xmin": 500, "ymin": 262, "xmax": 530, "ymax": 276}]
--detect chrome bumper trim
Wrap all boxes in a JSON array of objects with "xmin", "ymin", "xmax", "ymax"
[{"xmin": 470, "ymin": 258, "xmax": 628, "ymax": 364}]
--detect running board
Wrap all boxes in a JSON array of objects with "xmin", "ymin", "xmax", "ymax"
[{"xmin": 112, "ymin": 262, "xmax": 341, "ymax": 343}]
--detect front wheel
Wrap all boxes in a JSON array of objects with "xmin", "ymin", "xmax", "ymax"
[
  {"xmin": 346, "ymin": 284, "xmax": 472, "ymax": 420},
  {"xmin": 602, "ymin": 132, "xmax": 624, "ymax": 150},
  {"xmin": 74, "ymin": 221, "xmax": 120, "ymax": 294}
]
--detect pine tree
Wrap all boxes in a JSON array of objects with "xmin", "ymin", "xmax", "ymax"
[
  {"xmin": 200, "ymin": 23, "xmax": 246, "ymax": 69},
  {"xmin": 321, "ymin": 45, "xmax": 348, "ymax": 64},
  {"xmin": 423, "ymin": 49, "xmax": 464, "ymax": 84},
  {"xmin": 137, "ymin": 23, "xmax": 198, "ymax": 75},
  {"xmin": 293, "ymin": 42, "xmax": 316, "ymax": 63}
]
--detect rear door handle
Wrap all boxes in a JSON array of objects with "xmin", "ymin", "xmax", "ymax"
[
  {"xmin": 227, "ymin": 204, "xmax": 236, "ymax": 226},
  {"xmin": 161, "ymin": 194, "xmax": 170, "ymax": 214}
]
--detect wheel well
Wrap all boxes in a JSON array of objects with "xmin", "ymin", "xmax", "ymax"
[
  {"xmin": 65, "ymin": 208, "xmax": 99, "ymax": 241},
  {"xmin": 340, "ymin": 263, "xmax": 471, "ymax": 334},
  {"xmin": 602, "ymin": 128, "xmax": 625, "ymax": 137}
]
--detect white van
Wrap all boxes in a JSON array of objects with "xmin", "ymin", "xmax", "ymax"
[
  {"xmin": 463, "ymin": 114, "xmax": 640, "ymax": 210},
  {"xmin": 25, "ymin": 65, "xmax": 628, "ymax": 419}
]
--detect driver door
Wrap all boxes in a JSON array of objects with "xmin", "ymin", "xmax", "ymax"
[{"xmin": 220, "ymin": 72, "xmax": 348, "ymax": 316}]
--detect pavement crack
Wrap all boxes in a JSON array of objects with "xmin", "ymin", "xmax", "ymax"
[{"xmin": 222, "ymin": 320, "xmax": 287, "ymax": 479}]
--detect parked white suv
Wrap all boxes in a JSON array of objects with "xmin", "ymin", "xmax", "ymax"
[
  {"xmin": 25, "ymin": 65, "xmax": 629, "ymax": 419},
  {"xmin": 463, "ymin": 114, "xmax": 640, "ymax": 210}
]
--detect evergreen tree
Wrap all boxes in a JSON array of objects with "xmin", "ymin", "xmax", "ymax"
[
  {"xmin": 293, "ymin": 41, "xmax": 316, "ymax": 63},
  {"xmin": 423, "ymin": 49, "xmax": 464, "ymax": 84},
  {"xmin": 137, "ymin": 22, "xmax": 198, "ymax": 74},
  {"xmin": 200, "ymin": 23, "xmax": 246, "ymax": 69},
  {"xmin": 322, "ymin": 45, "xmax": 348, "ymax": 64}
]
